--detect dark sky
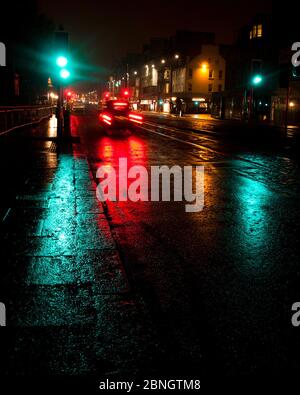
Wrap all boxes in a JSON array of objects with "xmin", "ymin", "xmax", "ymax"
[{"xmin": 38, "ymin": 0, "xmax": 272, "ymax": 84}]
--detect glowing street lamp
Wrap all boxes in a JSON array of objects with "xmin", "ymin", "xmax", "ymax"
[{"xmin": 201, "ymin": 62, "xmax": 208, "ymax": 72}]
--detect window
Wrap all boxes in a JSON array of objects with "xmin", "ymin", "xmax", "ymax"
[
  {"xmin": 188, "ymin": 68, "xmax": 193, "ymax": 78},
  {"xmin": 257, "ymin": 24, "xmax": 262, "ymax": 37},
  {"xmin": 253, "ymin": 25, "xmax": 257, "ymax": 37},
  {"xmin": 218, "ymin": 84, "xmax": 222, "ymax": 92},
  {"xmin": 152, "ymin": 68, "xmax": 158, "ymax": 86},
  {"xmin": 219, "ymin": 70, "xmax": 223, "ymax": 80},
  {"xmin": 188, "ymin": 83, "xmax": 192, "ymax": 92},
  {"xmin": 209, "ymin": 69, "xmax": 214, "ymax": 79},
  {"xmin": 165, "ymin": 82, "xmax": 170, "ymax": 94},
  {"xmin": 250, "ymin": 24, "xmax": 263, "ymax": 39},
  {"xmin": 208, "ymin": 84, "xmax": 213, "ymax": 92}
]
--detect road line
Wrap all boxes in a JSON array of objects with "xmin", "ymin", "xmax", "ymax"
[
  {"xmin": 139, "ymin": 124, "xmax": 268, "ymax": 169},
  {"xmin": 2, "ymin": 207, "xmax": 11, "ymax": 222}
]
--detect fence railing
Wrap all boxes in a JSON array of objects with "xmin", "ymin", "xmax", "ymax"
[{"xmin": 0, "ymin": 105, "xmax": 55, "ymax": 136}]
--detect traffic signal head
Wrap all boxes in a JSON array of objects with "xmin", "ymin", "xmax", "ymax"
[
  {"xmin": 252, "ymin": 74, "xmax": 263, "ymax": 85},
  {"xmin": 60, "ymin": 68, "xmax": 70, "ymax": 79},
  {"xmin": 56, "ymin": 55, "xmax": 68, "ymax": 68},
  {"xmin": 124, "ymin": 90, "xmax": 129, "ymax": 96}
]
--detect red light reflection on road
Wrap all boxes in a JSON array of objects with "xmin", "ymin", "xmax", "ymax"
[{"xmin": 97, "ymin": 135, "xmax": 150, "ymax": 222}]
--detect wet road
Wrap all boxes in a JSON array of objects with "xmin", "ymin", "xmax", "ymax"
[
  {"xmin": 1, "ymin": 112, "xmax": 300, "ymax": 384},
  {"xmin": 77, "ymin": 112, "xmax": 300, "ymax": 378}
]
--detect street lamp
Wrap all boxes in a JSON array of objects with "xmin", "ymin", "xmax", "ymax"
[
  {"xmin": 161, "ymin": 59, "xmax": 166, "ymax": 64},
  {"xmin": 201, "ymin": 62, "xmax": 208, "ymax": 72},
  {"xmin": 174, "ymin": 54, "xmax": 179, "ymax": 59}
]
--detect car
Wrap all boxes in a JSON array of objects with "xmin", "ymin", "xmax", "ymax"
[
  {"xmin": 72, "ymin": 101, "xmax": 86, "ymax": 113},
  {"xmin": 99, "ymin": 99, "xmax": 143, "ymax": 134}
]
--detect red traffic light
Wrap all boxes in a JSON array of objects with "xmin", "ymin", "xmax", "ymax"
[{"xmin": 122, "ymin": 89, "xmax": 129, "ymax": 97}]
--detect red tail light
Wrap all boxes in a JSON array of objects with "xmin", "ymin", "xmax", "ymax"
[
  {"xmin": 114, "ymin": 101, "xmax": 128, "ymax": 106},
  {"xmin": 113, "ymin": 101, "xmax": 129, "ymax": 110},
  {"xmin": 100, "ymin": 112, "xmax": 113, "ymax": 126},
  {"xmin": 129, "ymin": 112, "xmax": 143, "ymax": 124}
]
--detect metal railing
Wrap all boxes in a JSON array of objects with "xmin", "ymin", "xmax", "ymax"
[{"xmin": 0, "ymin": 105, "xmax": 55, "ymax": 136}]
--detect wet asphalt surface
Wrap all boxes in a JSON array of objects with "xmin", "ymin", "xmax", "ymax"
[
  {"xmin": 79, "ymin": 113, "xmax": 300, "ymax": 378},
  {"xmin": 1, "ymin": 112, "xmax": 300, "ymax": 388}
]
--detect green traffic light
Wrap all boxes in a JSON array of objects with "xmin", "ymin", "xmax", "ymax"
[
  {"xmin": 56, "ymin": 56, "xmax": 68, "ymax": 68},
  {"xmin": 60, "ymin": 68, "xmax": 70, "ymax": 79},
  {"xmin": 252, "ymin": 75, "xmax": 263, "ymax": 85}
]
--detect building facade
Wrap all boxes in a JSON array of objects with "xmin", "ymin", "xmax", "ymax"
[
  {"xmin": 109, "ymin": 31, "xmax": 225, "ymax": 114},
  {"xmin": 170, "ymin": 45, "xmax": 225, "ymax": 113},
  {"xmin": 211, "ymin": 12, "xmax": 300, "ymax": 127}
]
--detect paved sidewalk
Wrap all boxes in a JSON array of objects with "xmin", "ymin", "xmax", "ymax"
[
  {"xmin": 0, "ymin": 116, "xmax": 155, "ymax": 375},
  {"xmin": 142, "ymin": 111, "xmax": 300, "ymax": 132},
  {"xmin": 142, "ymin": 110, "xmax": 214, "ymax": 121}
]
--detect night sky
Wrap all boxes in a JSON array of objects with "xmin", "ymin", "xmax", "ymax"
[{"xmin": 38, "ymin": 0, "xmax": 272, "ymax": 85}]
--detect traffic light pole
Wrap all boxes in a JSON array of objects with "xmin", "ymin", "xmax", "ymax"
[
  {"xmin": 284, "ymin": 73, "xmax": 290, "ymax": 130},
  {"xmin": 249, "ymin": 87, "xmax": 254, "ymax": 120},
  {"xmin": 57, "ymin": 82, "xmax": 64, "ymax": 138}
]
